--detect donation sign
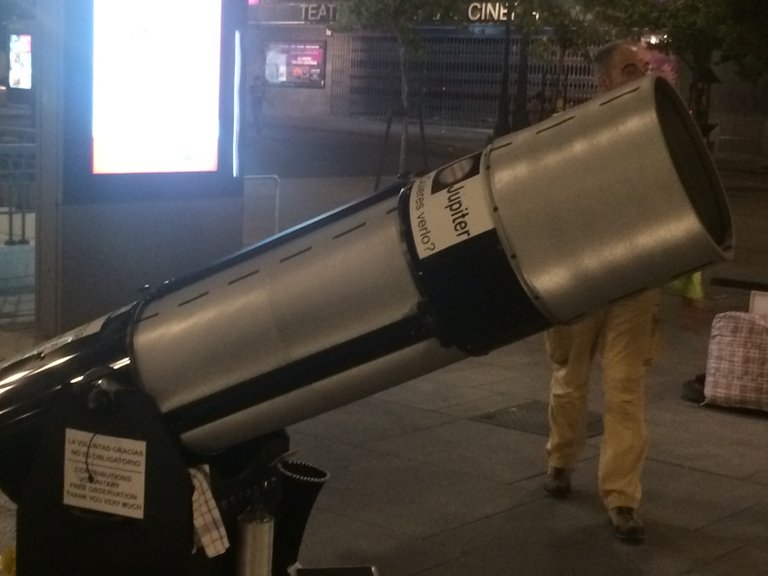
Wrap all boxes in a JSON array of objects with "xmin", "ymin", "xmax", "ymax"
[{"xmin": 63, "ymin": 428, "xmax": 147, "ymax": 520}]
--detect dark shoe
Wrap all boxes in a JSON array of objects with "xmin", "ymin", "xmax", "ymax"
[
  {"xmin": 680, "ymin": 373, "xmax": 706, "ymax": 403},
  {"xmin": 608, "ymin": 506, "xmax": 646, "ymax": 543},
  {"xmin": 543, "ymin": 467, "xmax": 572, "ymax": 498}
]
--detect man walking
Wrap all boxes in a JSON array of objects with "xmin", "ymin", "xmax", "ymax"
[{"xmin": 543, "ymin": 40, "xmax": 657, "ymax": 544}]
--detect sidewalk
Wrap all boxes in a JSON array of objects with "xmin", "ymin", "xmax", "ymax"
[
  {"xmin": 245, "ymin": 120, "xmax": 768, "ymax": 573},
  {"xmin": 266, "ymin": 111, "xmax": 768, "ymax": 185},
  {"xmin": 262, "ymin": 113, "xmax": 491, "ymax": 147},
  {"xmin": 290, "ymin": 284, "xmax": 767, "ymax": 575}
]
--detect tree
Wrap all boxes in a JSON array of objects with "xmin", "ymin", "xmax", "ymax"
[
  {"xmin": 588, "ymin": 0, "xmax": 767, "ymax": 83},
  {"xmin": 592, "ymin": 0, "xmax": 723, "ymax": 71},
  {"xmin": 715, "ymin": 0, "xmax": 768, "ymax": 83},
  {"xmin": 493, "ymin": 7, "xmax": 513, "ymax": 137},
  {"xmin": 508, "ymin": 2, "xmax": 537, "ymax": 131},
  {"xmin": 585, "ymin": 0, "xmax": 768, "ymax": 134},
  {"xmin": 500, "ymin": 0, "xmax": 606, "ymax": 133},
  {"xmin": 531, "ymin": 0, "xmax": 607, "ymax": 116},
  {"xmin": 334, "ymin": 0, "xmax": 465, "ymax": 175}
]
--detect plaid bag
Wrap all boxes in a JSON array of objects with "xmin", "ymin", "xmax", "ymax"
[{"xmin": 704, "ymin": 312, "xmax": 768, "ymax": 412}]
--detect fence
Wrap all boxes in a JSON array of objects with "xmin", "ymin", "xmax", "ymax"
[
  {"xmin": 0, "ymin": 140, "xmax": 36, "ymax": 247},
  {"xmin": 331, "ymin": 27, "xmax": 598, "ymax": 129},
  {"xmin": 0, "ymin": 134, "xmax": 36, "ymax": 324}
]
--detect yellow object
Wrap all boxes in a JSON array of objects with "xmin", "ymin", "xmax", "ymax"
[
  {"xmin": 0, "ymin": 547, "xmax": 16, "ymax": 576},
  {"xmin": 666, "ymin": 271, "xmax": 704, "ymax": 301}
]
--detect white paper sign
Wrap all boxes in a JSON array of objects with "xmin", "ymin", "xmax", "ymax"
[
  {"xmin": 750, "ymin": 290, "xmax": 768, "ymax": 316},
  {"xmin": 63, "ymin": 428, "xmax": 147, "ymax": 519},
  {"xmin": 409, "ymin": 155, "xmax": 494, "ymax": 260}
]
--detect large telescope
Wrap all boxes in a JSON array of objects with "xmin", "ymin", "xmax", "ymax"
[
  {"xmin": 0, "ymin": 76, "xmax": 732, "ymax": 573},
  {"xmin": 1, "ymin": 75, "xmax": 731, "ymax": 489}
]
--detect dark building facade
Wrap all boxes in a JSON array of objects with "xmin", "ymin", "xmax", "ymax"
[
  {"xmin": 248, "ymin": 1, "xmax": 597, "ymax": 129},
  {"xmin": 248, "ymin": 0, "xmax": 768, "ymax": 156}
]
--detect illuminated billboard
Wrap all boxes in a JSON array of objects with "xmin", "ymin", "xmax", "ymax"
[
  {"xmin": 8, "ymin": 34, "xmax": 32, "ymax": 90},
  {"xmin": 92, "ymin": 0, "xmax": 223, "ymax": 175},
  {"xmin": 62, "ymin": 0, "xmax": 244, "ymax": 203}
]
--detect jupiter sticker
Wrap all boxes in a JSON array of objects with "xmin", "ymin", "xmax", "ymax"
[{"xmin": 409, "ymin": 153, "xmax": 495, "ymax": 259}]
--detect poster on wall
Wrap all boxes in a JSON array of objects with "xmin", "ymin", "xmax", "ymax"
[{"xmin": 264, "ymin": 41, "xmax": 326, "ymax": 88}]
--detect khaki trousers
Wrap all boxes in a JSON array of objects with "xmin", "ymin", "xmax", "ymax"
[{"xmin": 545, "ymin": 289, "xmax": 661, "ymax": 510}]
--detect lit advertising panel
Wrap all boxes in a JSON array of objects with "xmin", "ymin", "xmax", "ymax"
[
  {"xmin": 265, "ymin": 42, "xmax": 326, "ymax": 88},
  {"xmin": 92, "ymin": 0, "xmax": 222, "ymax": 175},
  {"xmin": 8, "ymin": 34, "xmax": 32, "ymax": 90}
]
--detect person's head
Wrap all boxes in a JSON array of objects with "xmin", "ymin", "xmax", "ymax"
[{"xmin": 593, "ymin": 41, "xmax": 649, "ymax": 93}]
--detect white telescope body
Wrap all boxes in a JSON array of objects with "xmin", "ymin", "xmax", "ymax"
[{"xmin": 0, "ymin": 76, "xmax": 732, "ymax": 479}]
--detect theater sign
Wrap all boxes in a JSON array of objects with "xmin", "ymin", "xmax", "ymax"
[
  {"xmin": 251, "ymin": 1, "xmax": 339, "ymax": 24},
  {"xmin": 467, "ymin": 2, "xmax": 514, "ymax": 22},
  {"xmin": 252, "ymin": 1, "xmax": 524, "ymax": 25}
]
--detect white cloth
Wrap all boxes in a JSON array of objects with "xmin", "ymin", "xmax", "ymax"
[{"xmin": 189, "ymin": 466, "xmax": 230, "ymax": 558}]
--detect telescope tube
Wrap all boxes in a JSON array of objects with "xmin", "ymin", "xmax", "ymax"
[{"xmin": 0, "ymin": 76, "xmax": 732, "ymax": 493}]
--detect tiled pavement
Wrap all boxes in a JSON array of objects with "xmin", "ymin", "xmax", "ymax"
[
  {"xmin": 287, "ymin": 286, "xmax": 768, "ymax": 575},
  {"xmin": 281, "ymin": 168, "xmax": 768, "ymax": 575},
  {"xmin": 0, "ymin": 164, "xmax": 766, "ymax": 575}
]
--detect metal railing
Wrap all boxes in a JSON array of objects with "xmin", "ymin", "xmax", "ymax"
[{"xmin": 0, "ymin": 141, "xmax": 36, "ymax": 246}]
